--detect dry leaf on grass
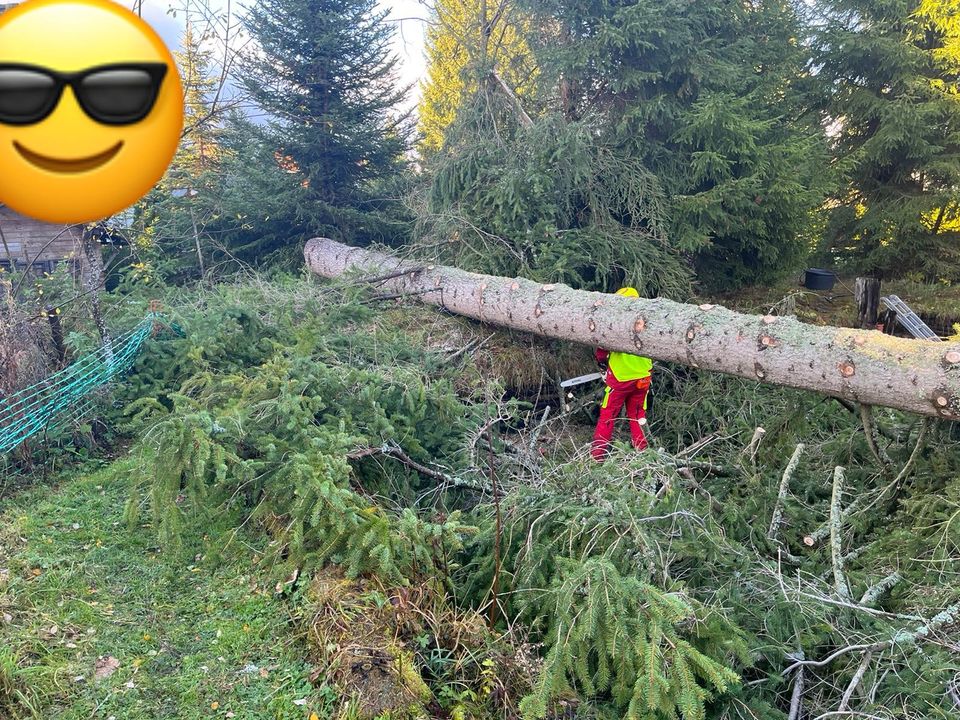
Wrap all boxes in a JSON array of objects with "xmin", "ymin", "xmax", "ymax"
[{"xmin": 94, "ymin": 655, "xmax": 121, "ymax": 681}]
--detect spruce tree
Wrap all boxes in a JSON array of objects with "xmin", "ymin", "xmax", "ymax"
[
  {"xmin": 239, "ymin": 0, "xmax": 411, "ymax": 253},
  {"xmin": 416, "ymin": 0, "xmax": 692, "ymax": 296},
  {"xmin": 811, "ymin": 0, "xmax": 960, "ymax": 278},
  {"xmin": 173, "ymin": 21, "xmax": 222, "ymax": 178},
  {"xmin": 521, "ymin": 0, "xmax": 833, "ymax": 290}
]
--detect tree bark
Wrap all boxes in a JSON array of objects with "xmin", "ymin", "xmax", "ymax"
[
  {"xmin": 854, "ymin": 277, "xmax": 881, "ymax": 329},
  {"xmin": 304, "ymin": 238, "xmax": 960, "ymax": 419}
]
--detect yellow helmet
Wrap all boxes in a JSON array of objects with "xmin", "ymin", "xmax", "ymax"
[{"xmin": 615, "ymin": 287, "xmax": 640, "ymax": 299}]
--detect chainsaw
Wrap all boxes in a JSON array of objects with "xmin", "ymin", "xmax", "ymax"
[
  {"xmin": 559, "ymin": 370, "xmax": 655, "ymax": 417},
  {"xmin": 559, "ymin": 372, "xmax": 604, "ymax": 388}
]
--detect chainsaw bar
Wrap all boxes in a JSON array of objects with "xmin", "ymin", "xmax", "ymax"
[{"xmin": 560, "ymin": 372, "xmax": 604, "ymax": 388}]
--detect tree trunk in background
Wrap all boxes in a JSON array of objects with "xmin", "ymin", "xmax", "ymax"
[
  {"xmin": 855, "ymin": 277, "xmax": 881, "ymax": 329},
  {"xmin": 304, "ymin": 238, "xmax": 960, "ymax": 419}
]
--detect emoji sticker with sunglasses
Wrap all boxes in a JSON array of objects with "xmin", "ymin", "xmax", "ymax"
[{"xmin": 0, "ymin": 0, "xmax": 183, "ymax": 223}]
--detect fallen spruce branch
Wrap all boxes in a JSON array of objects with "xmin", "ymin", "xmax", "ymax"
[
  {"xmin": 948, "ymin": 674, "xmax": 960, "ymax": 711},
  {"xmin": 743, "ymin": 426, "xmax": 767, "ymax": 462},
  {"xmin": 807, "ymin": 419, "xmax": 934, "ymax": 545},
  {"xmin": 783, "ymin": 601, "xmax": 960, "ymax": 675},
  {"xmin": 818, "ymin": 545, "xmax": 872, "ymax": 582},
  {"xmin": 859, "ymin": 572, "xmax": 902, "ymax": 607},
  {"xmin": 786, "ymin": 586, "xmax": 923, "ymax": 622},
  {"xmin": 360, "ymin": 288, "xmax": 438, "ymax": 305},
  {"xmin": 859, "ymin": 404, "xmax": 894, "ymax": 469},
  {"xmin": 807, "ymin": 496, "xmax": 865, "ymax": 547},
  {"xmin": 654, "ymin": 448, "xmax": 736, "ymax": 477},
  {"xmin": 347, "ymin": 443, "xmax": 490, "ymax": 493},
  {"xmin": 787, "ymin": 662, "xmax": 806, "ymax": 720},
  {"xmin": 442, "ymin": 333, "xmax": 495, "ymax": 365},
  {"xmin": 768, "ymin": 443, "xmax": 805, "ymax": 542},
  {"xmin": 834, "ymin": 397, "xmax": 898, "ymax": 441},
  {"xmin": 830, "ymin": 466, "xmax": 852, "ymax": 600},
  {"xmin": 870, "ymin": 418, "xmax": 933, "ymax": 508}
]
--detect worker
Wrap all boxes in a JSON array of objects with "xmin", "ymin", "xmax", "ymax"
[{"xmin": 591, "ymin": 287, "xmax": 653, "ymax": 461}]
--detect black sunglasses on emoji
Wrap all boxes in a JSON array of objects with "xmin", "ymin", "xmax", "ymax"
[{"xmin": 0, "ymin": 63, "xmax": 168, "ymax": 126}]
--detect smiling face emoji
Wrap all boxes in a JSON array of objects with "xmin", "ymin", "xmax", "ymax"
[{"xmin": 0, "ymin": 0, "xmax": 183, "ymax": 223}]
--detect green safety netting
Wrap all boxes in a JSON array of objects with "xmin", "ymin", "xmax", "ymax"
[{"xmin": 0, "ymin": 313, "xmax": 159, "ymax": 454}]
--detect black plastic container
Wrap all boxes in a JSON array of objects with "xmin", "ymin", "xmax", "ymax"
[{"xmin": 803, "ymin": 268, "xmax": 836, "ymax": 291}]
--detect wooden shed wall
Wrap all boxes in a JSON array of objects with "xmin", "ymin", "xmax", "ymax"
[{"xmin": 0, "ymin": 206, "xmax": 82, "ymax": 272}]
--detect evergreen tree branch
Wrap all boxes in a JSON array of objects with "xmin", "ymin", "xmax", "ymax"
[
  {"xmin": 859, "ymin": 573, "xmax": 902, "ymax": 608},
  {"xmin": 877, "ymin": 418, "xmax": 932, "ymax": 503},
  {"xmin": 859, "ymin": 404, "xmax": 893, "ymax": 469},
  {"xmin": 947, "ymin": 674, "xmax": 960, "ymax": 713},
  {"xmin": 742, "ymin": 426, "xmax": 767, "ymax": 462},
  {"xmin": 768, "ymin": 443, "xmax": 805, "ymax": 542},
  {"xmin": 489, "ymin": 70, "xmax": 533, "ymax": 128},
  {"xmin": 348, "ymin": 442, "xmax": 491, "ymax": 493},
  {"xmin": 807, "ymin": 496, "xmax": 865, "ymax": 547},
  {"xmin": 783, "ymin": 602, "xmax": 960, "ymax": 674},
  {"xmin": 834, "ymin": 398, "xmax": 898, "ymax": 440},
  {"xmin": 830, "ymin": 466, "xmax": 852, "ymax": 600}
]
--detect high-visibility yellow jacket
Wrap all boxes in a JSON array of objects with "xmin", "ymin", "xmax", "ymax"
[
  {"xmin": 595, "ymin": 347, "xmax": 653, "ymax": 382},
  {"xmin": 609, "ymin": 351, "xmax": 653, "ymax": 382}
]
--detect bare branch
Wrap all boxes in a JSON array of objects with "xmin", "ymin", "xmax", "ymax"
[{"xmin": 838, "ymin": 651, "xmax": 873, "ymax": 712}]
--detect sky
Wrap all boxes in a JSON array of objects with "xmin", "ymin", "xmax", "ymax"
[
  {"xmin": 135, "ymin": 0, "xmax": 431, "ymax": 109},
  {"xmin": 2, "ymin": 0, "xmax": 431, "ymax": 108},
  {"xmin": 383, "ymin": 0, "xmax": 431, "ymax": 104}
]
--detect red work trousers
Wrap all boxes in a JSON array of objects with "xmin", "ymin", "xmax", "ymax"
[{"xmin": 591, "ymin": 374, "xmax": 650, "ymax": 461}]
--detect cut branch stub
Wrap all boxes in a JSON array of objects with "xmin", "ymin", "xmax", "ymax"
[
  {"xmin": 759, "ymin": 334, "xmax": 779, "ymax": 350},
  {"xmin": 933, "ymin": 389, "xmax": 960, "ymax": 416}
]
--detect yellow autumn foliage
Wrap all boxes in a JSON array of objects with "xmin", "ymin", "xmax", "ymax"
[{"xmin": 418, "ymin": 0, "xmax": 536, "ymax": 154}]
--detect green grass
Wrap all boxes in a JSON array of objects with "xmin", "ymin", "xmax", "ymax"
[{"xmin": 0, "ymin": 461, "xmax": 336, "ymax": 720}]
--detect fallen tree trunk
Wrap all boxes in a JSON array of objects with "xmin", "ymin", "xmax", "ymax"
[{"xmin": 304, "ymin": 238, "xmax": 960, "ymax": 419}]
